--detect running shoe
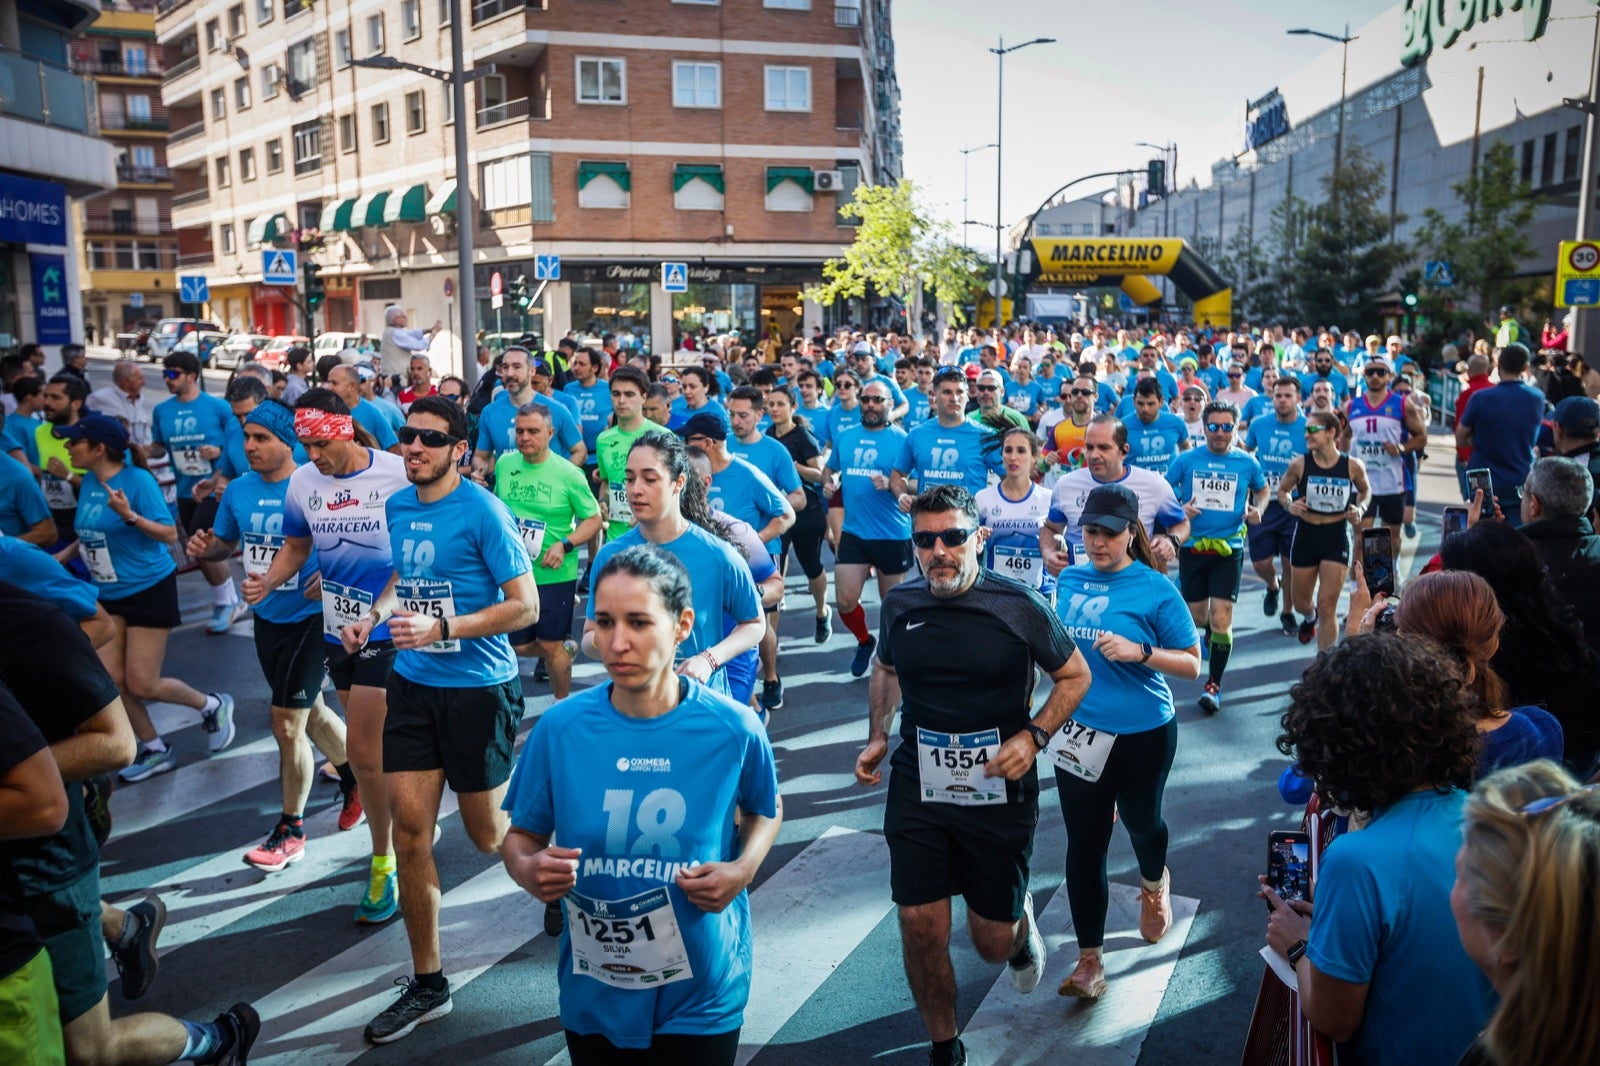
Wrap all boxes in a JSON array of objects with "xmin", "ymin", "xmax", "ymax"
[
  {"xmin": 1263, "ymin": 585, "xmax": 1279, "ymax": 617},
  {"xmin": 110, "ymin": 894, "xmax": 166, "ymax": 1000},
  {"xmin": 1007, "ymin": 891, "xmax": 1046, "ymax": 994},
  {"xmin": 201, "ymin": 693, "xmax": 236, "ymax": 752},
  {"xmin": 760, "ymin": 678, "xmax": 784, "ymax": 712},
  {"xmin": 1403, "ymin": 522, "xmax": 1418, "ymax": 539},
  {"xmin": 928, "ymin": 1039, "xmax": 967, "ymax": 1066},
  {"xmin": 356, "ymin": 868, "xmax": 399, "ymax": 924},
  {"xmin": 1198, "ymin": 681, "xmax": 1222, "ymax": 716},
  {"xmin": 118, "ymin": 747, "xmax": 177, "ymax": 783},
  {"xmin": 543, "ymin": 900, "xmax": 564, "ymax": 937},
  {"xmin": 814, "ymin": 606, "xmax": 833, "ymax": 644},
  {"xmin": 83, "ymin": 772, "xmax": 115, "ymax": 846},
  {"xmin": 850, "ymin": 635, "xmax": 877, "ymax": 678},
  {"xmin": 211, "ymin": 1002, "xmax": 261, "ymax": 1065},
  {"xmin": 244, "ymin": 824, "xmax": 306, "ymax": 873},
  {"xmin": 207, "ymin": 602, "xmax": 243, "ymax": 635},
  {"xmin": 533, "ymin": 658, "xmax": 549, "ymax": 683},
  {"xmin": 338, "ymin": 786, "xmax": 365, "ymax": 831},
  {"xmin": 1057, "ymin": 953, "xmax": 1107, "ymax": 999},
  {"xmin": 1279, "ymin": 612, "xmax": 1298, "ymax": 637},
  {"xmin": 1297, "ymin": 617, "xmax": 1317, "ymax": 645},
  {"xmin": 364, "ymin": 977, "xmax": 452, "ymax": 1045},
  {"xmin": 1138, "ymin": 867, "xmax": 1173, "ymax": 943}
]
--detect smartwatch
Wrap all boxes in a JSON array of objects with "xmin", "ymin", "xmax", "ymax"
[
  {"xmin": 1023, "ymin": 723, "xmax": 1051, "ymax": 750},
  {"xmin": 560, "ymin": 538, "xmax": 575, "ymax": 553},
  {"xmin": 1286, "ymin": 940, "xmax": 1308, "ymax": 966},
  {"xmin": 1139, "ymin": 641, "xmax": 1153, "ymax": 663}
]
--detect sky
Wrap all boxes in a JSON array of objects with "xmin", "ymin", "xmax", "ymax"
[{"xmin": 891, "ymin": 0, "xmax": 1397, "ymax": 249}]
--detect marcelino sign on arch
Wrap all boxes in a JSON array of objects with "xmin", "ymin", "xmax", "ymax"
[{"xmin": 1400, "ymin": 0, "xmax": 1553, "ymax": 67}]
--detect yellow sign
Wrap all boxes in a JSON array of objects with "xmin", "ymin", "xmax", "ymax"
[
  {"xmin": 1556, "ymin": 240, "xmax": 1600, "ymax": 309},
  {"xmin": 1029, "ymin": 238, "xmax": 1184, "ymax": 276}
]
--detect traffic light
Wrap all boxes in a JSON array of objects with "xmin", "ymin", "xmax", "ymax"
[
  {"xmin": 512, "ymin": 274, "xmax": 532, "ymax": 311},
  {"xmin": 303, "ymin": 260, "xmax": 325, "ymax": 310},
  {"xmin": 1403, "ymin": 292, "xmax": 1419, "ymax": 308},
  {"xmin": 1147, "ymin": 159, "xmax": 1166, "ymax": 198}
]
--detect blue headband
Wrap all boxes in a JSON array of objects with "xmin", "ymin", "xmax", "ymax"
[{"xmin": 245, "ymin": 401, "xmax": 298, "ymax": 449}]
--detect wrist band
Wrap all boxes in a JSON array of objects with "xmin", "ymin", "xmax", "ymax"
[
  {"xmin": 439, "ymin": 616, "xmax": 451, "ymax": 642},
  {"xmin": 700, "ymin": 649, "xmax": 719, "ymax": 673}
]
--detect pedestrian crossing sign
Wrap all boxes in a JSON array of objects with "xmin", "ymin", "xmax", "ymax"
[
  {"xmin": 662, "ymin": 262, "xmax": 689, "ymax": 293},
  {"xmin": 262, "ymin": 249, "xmax": 298, "ymax": 286}
]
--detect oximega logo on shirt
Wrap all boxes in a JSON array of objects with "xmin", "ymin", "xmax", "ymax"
[{"xmin": 615, "ymin": 757, "xmax": 672, "ymax": 773}]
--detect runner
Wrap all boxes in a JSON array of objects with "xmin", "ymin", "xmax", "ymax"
[
  {"xmin": 976, "ymin": 428, "xmax": 1052, "ymax": 593},
  {"xmin": 471, "ymin": 347, "xmax": 586, "ymax": 479},
  {"xmin": 764, "ymin": 385, "xmax": 832, "ymax": 642},
  {"xmin": 1046, "ymin": 484, "xmax": 1201, "ymax": 999},
  {"xmin": 1346, "ymin": 358, "xmax": 1425, "ymax": 553},
  {"xmin": 593, "ymin": 366, "xmax": 654, "ymax": 542},
  {"xmin": 493, "ymin": 401, "xmax": 602, "ymax": 699},
  {"xmin": 326, "ymin": 365, "xmax": 401, "ymax": 452},
  {"xmin": 246, "ymin": 388, "xmax": 406, "ymax": 924},
  {"xmin": 1164, "ymin": 401, "xmax": 1268, "ymax": 714},
  {"xmin": 820, "ymin": 370, "xmax": 863, "ymax": 553},
  {"xmin": 341, "ymin": 395, "xmax": 538, "ymax": 1045},
  {"xmin": 1040, "ymin": 415, "xmax": 1187, "ymax": 569},
  {"xmin": 854, "ymin": 484, "xmax": 1090, "ymax": 1066},
  {"xmin": 1036, "ymin": 377, "xmax": 1087, "ymax": 471},
  {"xmin": 1242, "ymin": 377, "xmax": 1307, "ymax": 636},
  {"xmin": 892, "ymin": 368, "xmax": 1001, "ymax": 502},
  {"xmin": 0, "ymin": 420, "xmax": 54, "ymax": 544},
  {"xmin": 1178, "ymin": 386, "xmax": 1208, "ymax": 449},
  {"xmin": 502, "ymin": 545, "xmax": 781, "ymax": 1065},
  {"xmin": 1276, "ymin": 410, "xmax": 1370, "ymax": 650},
  {"xmin": 191, "ymin": 399, "xmax": 364, "ymax": 869},
  {"xmin": 1122, "ymin": 378, "xmax": 1189, "ymax": 476}
]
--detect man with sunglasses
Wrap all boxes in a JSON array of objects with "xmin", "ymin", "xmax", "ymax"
[
  {"xmin": 855, "ymin": 484, "xmax": 1091, "ymax": 1066},
  {"xmin": 344, "ymin": 395, "xmax": 537, "ymax": 1045},
  {"xmin": 848, "ymin": 344, "xmax": 909, "ymax": 423},
  {"xmin": 1164, "ymin": 401, "xmax": 1268, "ymax": 714},
  {"xmin": 1347, "ymin": 358, "xmax": 1426, "ymax": 540},
  {"xmin": 970, "ymin": 370, "xmax": 1028, "ymax": 439},
  {"xmin": 1040, "ymin": 375, "xmax": 1097, "ymax": 472},
  {"xmin": 1298, "ymin": 348, "xmax": 1350, "ymax": 404},
  {"xmin": 891, "ymin": 369, "xmax": 1002, "ymax": 505}
]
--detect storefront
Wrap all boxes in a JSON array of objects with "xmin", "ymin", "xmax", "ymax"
[
  {"xmin": 0, "ymin": 172, "xmax": 75, "ymax": 352},
  {"xmin": 249, "ymin": 284, "xmax": 298, "ymax": 337}
]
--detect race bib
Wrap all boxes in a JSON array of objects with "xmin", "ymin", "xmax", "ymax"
[
  {"xmin": 1046, "ymin": 718, "xmax": 1117, "ymax": 783},
  {"xmin": 917, "ymin": 728, "xmax": 1005, "ymax": 805},
  {"xmin": 396, "ymin": 578, "xmax": 459, "ymax": 653},
  {"xmin": 321, "ymin": 579, "xmax": 373, "ymax": 639},
  {"xmin": 565, "ymin": 886, "xmax": 693, "ymax": 989},
  {"xmin": 242, "ymin": 532, "xmax": 297, "ymax": 591},
  {"xmin": 516, "ymin": 518, "xmax": 547, "ymax": 561},
  {"xmin": 1355, "ymin": 439, "xmax": 1387, "ymax": 460},
  {"xmin": 1265, "ymin": 470, "xmax": 1283, "ymax": 495},
  {"xmin": 162, "ymin": 478, "xmax": 177, "ymax": 505},
  {"xmin": 1305, "ymin": 476, "xmax": 1351, "ymax": 515},
  {"xmin": 1191, "ymin": 471, "xmax": 1239, "ymax": 512},
  {"xmin": 608, "ymin": 483, "xmax": 635, "ymax": 526},
  {"xmin": 993, "ymin": 544, "xmax": 1043, "ymax": 588},
  {"xmin": 174, "ymin": 447, "xmax": 211, "ymax": 477},
  {"xmin": 79, "ymin": 530, "xmax": 119, "ymax": 585},
  {"xmin": 42, "ymin": 475, "xmax": 75, "ymax": 510}
]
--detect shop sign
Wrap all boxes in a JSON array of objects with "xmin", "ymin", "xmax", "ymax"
[
  {"xmin": 30, "ymin": 253, "xmax": 71, "ymax": 344},
  {"xmin": 0, "ymin": 174, "xmax": 68, "ymax": 247},
  {"xmin": 561, "ymin": 262, "xmax": 819, "ymax": 286},
  {"xmin": 1244, "ymin": 90, "xmax": 1290, "ymax": 152},
  {"xmin": 1401, "ymin": 0, "xmax": 1552, "ymax": 67}
]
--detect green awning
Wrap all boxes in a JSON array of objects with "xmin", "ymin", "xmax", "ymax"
[
  {"xmin": 382, "ymin": 183, "xmax": 428, "ymax": 224},
  {"xmin": 425, "ymin": 179, "xmax": 457, "ymax": 216},
  {"xmin": 352, "ymin": 190, "xmax": 390, "ymax": 228},
  {"xmin": 246, "ymin": 212, "xmax": 287, "ymax": 245},
  {"xmin": 674, "ymin": 163, "xmax": 724, "ymax": 194},
  {"xmin": 319, "ymin": 198, "xmax": 357, "ymax": 232},
  {"xmin": 577, "ymin": 160, "xmax": 630, "ymax": 192},
  {"xmin": 766, "ymin": 166, "xmax": 814, "ymax": 194}
]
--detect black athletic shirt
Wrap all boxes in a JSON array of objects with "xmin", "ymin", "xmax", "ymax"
[
  {"xmin": 877, "ymin": 567, "xmax": 1076, "ymax": 802},
  {"xmin": 0, "ymin": 680, "xmax": 48, "ymax": 980},
  {"xmin": 770, "ymin": 421, "xmax": 824, "ymax": 508}
]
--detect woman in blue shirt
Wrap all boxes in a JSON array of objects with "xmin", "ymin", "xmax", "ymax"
[
  {"xmin": 503, "ymin": 545, "xmax": 781, "ymax": 1065},
  {"xmin": 64, "ymin": 413, "xmax": 234, "ymax": 783},
  {"xmin": 1048, "ymin": 484, "xmax": 1200, "ymax": 1001}
]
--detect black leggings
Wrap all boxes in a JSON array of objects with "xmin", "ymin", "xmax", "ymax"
[
  {"xmin": 780, "ymin": 497, "xmax": 827, "ymax": 580},
  {"xmin": 1055, "ymin": 717, "xmax": 1178, "ymax": 949},
  {"xmin": 565, "ymin": 1029, "xmax": 740, "ymax": 1065}
]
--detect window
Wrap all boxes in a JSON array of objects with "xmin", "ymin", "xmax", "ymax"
[
  {"xmin": 443, "ymin": 85, "xmax": 455, "ymax": 125},
  {"xmin": 1567, "ymin": 125, "xmax": 1583, "ymax": 184},
  {"xmin": 334, "ymin": 29, "xmax": 351, "ymax": 68},
  {"xmin": 255, "ymin": 0, "xmax": 272, "ymax": 26},
  {"xmin": 205, "ymin": 18, "xmax": 222, "ymax": 51},
  {"xmin": 405, "ymin": 90, "xmax": 425, "ymax": 134},
  {"xmin": 234, "ymin": 76, "xmax": 251, "ymax": 110},
  {"xmin": 339, "ymin": 113, "xmax": 356, "ymax": 152},
  {"xmin": 127, "ymin": 94, "xmax": 151, "ymax": 121},
  {"xmin": 1036, "ymin": 223, "xmax": 1052, "ymax": 235},
  {"xmin": 674, "ymin": 164, "xmax": 724, "ymax": 210},
  {"xmin": 284, "ymin": 0, "xmax": 309, "ymax": 17},
  {"xmin": 298, "ymin": 204, "xmax": 320, "ymax": 232},
  {"xmin": 482, "ymin": 154, "xmax": 532, "ymax": 209},
  {"xmin": 1520, "ymin": 139, "xmax": 1535, "ymax": 184},
  {"xmin": 833, "ymin": 163, "xmax": 859, "ymax": 227},
  {"xmin": 286, "ymin": 38, "xmax": 316, "ymax": 96},
  {"xmin": 1541, "ymin": 132, "xmax": 1558, "ymax": 188},
  {"xmin": 262, "ymin": 62, "xmax": 280, "ymax": 100},
  {"xmin": 576, "ymin": 57, "xmax": 625, "ymax": 105},
  {"xmin": 215, "ymin": 155, "xmax": 231, "ymax": 187},
  {"xmin": 476, "ymin": 74, "xmax": 506, "ymax": 123},
  {"xmin": 672, "ymin": 62, "xmax": 720, "ymax": 108},
  {"xmin": 401, "ymin": 0, "xmax": 421, "ymax": 40},
  {"xmin": 531, "ymin": 152, "xmax": 553, "ymax": 222},
  {"xmin": 764, "ymin": 167, "xmax": 813, "ymax": 212},
  {"xmin": 371, "ymin": 102, "xmax": 390, "ymax": 144},
  {"xmin": 764, "ymin": 65, "xmax": 810, "ymax": 111},
  {"xmin": 366, "ymin": 14, "xmax": 385, "ymax": 55},
  {"xmin": 210, "ymin": 88, "xmax": 226, "ymax": 120},
  {"xmin": 292, "ymin": 118, "xmax": 321, "ymax": 175},
  {"xmin": 227, "ymin": 4, "xmax": 245, "ymax": 37},
  {"xmin": 577, "ymin": 160, "xmax": 630, "ymax": 209},
  {"xmin": 122, "ymin": 46, "xmax": 148, "ymax": 75},
  {"xmin": 220, "ymin": 222, "xmax": 236, "ymax": 254},
  {"xmin": 239, "ymin": 147, "xmax": 255, "ymax": 181},
  {"xmin": 265, "ymin": 138, "xmax": 283, "ymax": 173},
  {"xmin": 131, "ymin": 145, "xmax": 156, "ymax": 168},
  {"xmin": 440, "ymin": 0, "xmax": 450, "ymax": 25},
  {"xmin": 765, "ymin": 0, "xmax": 809, "ymax": 7}
]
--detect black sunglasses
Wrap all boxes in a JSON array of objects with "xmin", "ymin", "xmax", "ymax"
[
  {"xmin": 974, "ymin": 384, "xmax": 999, "ymax": 392},
  {"xmin": 397, "ymin": 427, "xmax": 460, "ymax": 448},
  {"xmin": 911, "ymin": 527, "xmax": 975, "ymax": 549},
  {"xmin": 858, "ymin": 396, "xmax": 888, "ymax": 405}
]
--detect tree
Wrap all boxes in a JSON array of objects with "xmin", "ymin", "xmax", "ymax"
[
  {"xmin": 806, "ymin": 178, "xmax": 983, "ymax": 326},
  {"xmin": 1292, "ymin": 145, "xmax": 1408, "ymax": 329}
]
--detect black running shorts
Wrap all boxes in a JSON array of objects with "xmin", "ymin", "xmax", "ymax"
[
  {"xmin": 384, "ymin": 672, "xmax": 524, "ymax": 792},
  {"xmin": 253, "ymin": 613, "xmax": 327, "ymax": 710}
]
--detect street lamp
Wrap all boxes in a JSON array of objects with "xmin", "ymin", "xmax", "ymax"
[
  {"xmin": 989, "ymin": 36, "xmax": 1054, "ymax": 327},
  {"xmin": 349, "ymin": 11, "xmax": 495, "ymax": 387},
  {"xmin": 1135, "ymin": 140, "xmax": 1176, "ymax": 235},
  {"xmin": 960, "ymin": 143, "xmax": 997, "ymax": 250},
  {"xmin": 1286, "ymin": 24, "xmax": 1356, "ymax": 180}
]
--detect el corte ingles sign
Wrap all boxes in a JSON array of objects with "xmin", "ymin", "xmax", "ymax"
[{"xmin": 1400, "ymin": 0, "xmax": 1553, "ymax": 66}]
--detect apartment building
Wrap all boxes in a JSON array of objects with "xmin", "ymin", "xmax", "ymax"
[
  {"xmin": 156, "ymin": 0, "xmax": 902, "ymax": 366},
  {"xmin": 73, "ymin": 0, "xmax": 178, "ymax": 340},
  {"xmin": 0, "ymin": 0, "xmax": 118, "ymax": 352}
]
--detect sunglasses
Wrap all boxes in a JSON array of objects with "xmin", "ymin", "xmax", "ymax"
[
  {"xmin": 911, "ymin": 527, "xmax": 975, "ymax": 549},
  {"xmin": 1519, "ymin": 784, "xmax": 1599, "ymax": 816},
  {"xmin": 162, "ymin": 369, "xmax": 183, "ymax": 380},
  {"xmin": 1070, "ymin": 389, "xmax": 1095, "ymax": 397},
  {"xmin": 397, "ymin": 427, "xmax": 459, "ymax": 448},
  {"xmin": 974, "ymin": 384, "xmax": 999, "ymax": 392},
  {"xmin": 858, "ymin": 396, "xmax": 888, "ymax": 405},
  {"xmin": 1204, "ymin": 421, "xmax": 1236, "ymax": 433},
  {"xmin": 1227, "ymin": 373, "xmax": 1242, "ymax": 378},
  {"xmin": 836, "ymin": 382, "xmax": 857, "ymax": 390},
  {"xmin": 1365, "ymin": 368, "xmax": 1390, "ymax": 376}
]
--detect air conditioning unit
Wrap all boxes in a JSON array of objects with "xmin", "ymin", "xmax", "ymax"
[{"xmin": 814, "ymin": 169, "xmax": 845, "ymax": 192}]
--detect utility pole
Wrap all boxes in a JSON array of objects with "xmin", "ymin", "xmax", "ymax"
[
  {"xmin": 1567, "ymin": 9, "xmax": 1600, "ymax": 361},
  {"xmin": 989, "ymin": 36, "xmax": 1054, "ymax": 328}
]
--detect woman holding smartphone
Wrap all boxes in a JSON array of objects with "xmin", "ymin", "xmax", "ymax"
[
  {"xmin": 1048, "ymin": 484, "xmax": 1200, "ymax": 1000},
  {"xmin": 1276, "ymin": 410, "xmax": 1370, "ymax": 650}
]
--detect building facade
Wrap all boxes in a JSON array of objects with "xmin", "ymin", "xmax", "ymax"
[{"xmin": 155, "ymin": 0, "xmax": 902, "ymax": 367}]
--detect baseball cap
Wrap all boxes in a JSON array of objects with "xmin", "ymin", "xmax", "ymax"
[
  {"xmin": 676, "ymin": 412, "xmax": 727, "ymax": 441},
  {"xmin": 355, "ymin": 363, "xmax": 376, "ymax": 382},
  {"xmin": 1554, "ymin": 396, "xmax": 1600, "ymax": 436},
  {"xmin": 964, "ymin": 363, "xmax": 981, "ymax": 380},
  {"xmin": 976, "ymin": 369, "xmax": 1005, "ymax": 388},
  {"xmin": 1079, "ymin": 484, "xmax": 1140, "ymax": 533},
  {"xmin": 57, "ymin": 412, "xmax": 129, "ymax": 452},
  {"xmin": 851, "ymin": 342, "xmax": 874, "ymax": 357}
]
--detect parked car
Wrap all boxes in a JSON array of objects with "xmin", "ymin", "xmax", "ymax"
[
  {"xmin": 313, "ymin": 332, "xmax": 366, "ymax": 360},
  {"xmin": 214, "ymin": 333, "xmax": 272, "ymax": 370},
  {"xmin": 148, "ymin": 318, "xmax": 222, "ymax": 362},
  {"xmin": 256, "ymin": 335, "xmax": 310, "ymax": 372},
  {"xmin": 169, "ymin": 330, "xmax": 230, "ymax": 368}
]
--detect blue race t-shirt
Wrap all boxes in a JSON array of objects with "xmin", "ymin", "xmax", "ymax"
[
  {"xmin": 214, "ymin": 471, "xmax": 320, "ymax": 625},
  {"xmin": 476, "ymin": 392, "xmax": 584, "ymax": 459},
  {"xmin": 0, "ymin": 453, "xmax": 50, "ymax": 537},
  {"xmin": 1244, "ymin": 412, "xmax": 1307, "ymax": 501},
  {"xmin": 1053, "ymin": 561, "xmax": 1197, "ymax": 733},
  {"xmin": 726, "ymin": 435, "xmax": 802, "ymax": 506},
  {"xmin": 387, "ymin": 479, "xmax": 531, "ymax": 687},
  {"xmin": 352, "ymin": 398, "xmax": 400, "ymax": 451},
  {"xmin": 562, "ymin": 380, "xmax": 614, "ymax": 454},
  {"xmin": 894, "ymin": 419, "xmax": 1000, "ymax": 495},
  {"xmin": 821, "ymin": 402, "xmax": 862, "ymax": 452},
  {"xmin": 1122, "ymin": 412, "xmax": 1189, "ymax": 476},
  {"xmin": 151, "ymin": 390, "xmax": 233, "ymax": 499},
  {"xmin": 1165, "ymin": 447, "xmax": 1266, "ymax": 548},
  {"xmin": 0, "ymin": 538, "xmax": 97, "ymax": 619},
  {"xmin": 707, "ymin": 456, "xmax": 789, "ymax": 554},
  {"xmin": 1, "ymin": 412, "xmax": 42, "ymax": 466},
  {"xmin": 76, "ymin": 465, "xmax": 176, "ymax": 600},
  {"xmin": 902, "ymin": 386, "xmax": 932, "ymax": 429},
  {"xmin": 827, "ymin": 424, "xmax": 911, "ymax": 541},
  {"xmin": 1298, "ymin": 370, "xmax": 1349, "ymax": 403},
  {"xmin": 1005, "ymin": 380, "xmax": 1044, "ymax": 419}
]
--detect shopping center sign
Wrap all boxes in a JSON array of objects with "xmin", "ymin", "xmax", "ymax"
[{"xmin": 1400, "ymin": 0, "xmax": 1552, "ymax": 67}]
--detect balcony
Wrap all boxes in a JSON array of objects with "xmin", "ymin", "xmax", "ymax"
[
  {"xmin": 101, "ymin": 113, "xmax": 168, "ymax": 132},
  {"xmin": 88, "ymin": 244, "xmax": 179, "ymax": 271},
  {"xmin": 176, "ymin": 250, "xmax": 214, "ymax": 267},
  {"xmin": 117, "ymin": 163, "xmax": 172, "ymax": 183},
  {"xmin": 476, "ymin": 96, "xmax": 542, "ymax": 129},
  {"xmin": 835, "ymin": 106, "xmax": 862, "ymax": 131},
  {"xmin": 71, "ymin": 56, "xmax": 166, "ymax": 77},
  {"xmin": 169, "ymin": 119, "xmax": 203, "ymax": 143},
  {"xmin": 164, "ymin": 53, "xmax": 198, "ymax": 82},
  {"xmin": 156, "ymin": 0, "xmax": 192, "ymax": 14},
  {"xmin": 171, "ymin": 187, "xmax": 210, "ymax": 206},
  {"xmin": 472, "ymin": 0, "xmax": 543, "ymax": 25},
  {"xmin": 0, "ymin": 46, "xmax": 96, "ymax": 134}
]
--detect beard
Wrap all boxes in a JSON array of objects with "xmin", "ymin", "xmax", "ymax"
[
  {"xmin": 861, "ymin": 408, "xmax": 887, "ymax": 428},
  {"xmin": 925, "ymin": 556, "xmax": 976, "ymax": 597}
]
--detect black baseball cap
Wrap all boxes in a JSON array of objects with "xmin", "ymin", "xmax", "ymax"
[
  {"xmin": 1079, "ymin": 484, "xmax": 1140, "ymax": 533},
  {"xmin": 57, "ymin": 412, "xmax": 129, "ymax": 452},
  {"xmin": 676, "ymin": 412, "xmax": 727, "ymax": 441}
]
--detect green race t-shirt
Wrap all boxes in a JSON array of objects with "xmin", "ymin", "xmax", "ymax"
[
  {"xmin": 493, "ymin": 450, "xmax": 599, "ymax": 585},
  {"xmin": 593, "ymin": 421, "xmax": 653, "ymax": 539}
]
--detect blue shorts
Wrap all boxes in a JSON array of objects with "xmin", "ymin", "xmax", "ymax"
[{"xmin": 1247, "ymin": 503, "xmax": 1296, "ymax": 562}]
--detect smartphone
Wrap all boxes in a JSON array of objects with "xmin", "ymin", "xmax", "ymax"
[
  {"xmin": 1442, "ymin": 506, "xmax": 1469, "ymax": 539},
  {"xmin": 1266, "ymin": 830, "xmax": 1312, "ymax": 907},
  {"xmin": 1361, "ymin": 527, "xmax": 1396, "ymax": 597},
  {"xmin": 1466, "ymin": 468, "xmax": 1492, "ymax": 501}
]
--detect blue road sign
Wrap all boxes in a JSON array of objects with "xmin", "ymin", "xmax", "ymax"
[
  {"xmin": 262, "ymin": 249, "xmax": 298, "ymax": 286},
  {"xmin": 1424, "ymin": 259, "xmax": 1455, "ymax": 288},
  {"xmin": 129, "ymin": 292, "xmax": 144, "ymax": 309},
  {"xmin": 1118, "ymin": 292, "xmax": 1135, "ymax": 312},
  {"xmin": 1563, "ymin": 277, "xmax": 1600, "ymax": 307},
  {"xmin": 662, "ymin": 262, "xmax": 689, "ymax": 293},
  {"xmin": 534, "ymin": 254, "xmax": 561, "ymax": 281},
  {"xmin": 178, "ymin": 276, "xmax": 209, "ymax": 304}
]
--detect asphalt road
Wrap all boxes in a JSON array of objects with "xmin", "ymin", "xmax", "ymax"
[{"xmin": 81, "ymin": 350, "xmax": 1458, "ymax": 1064}]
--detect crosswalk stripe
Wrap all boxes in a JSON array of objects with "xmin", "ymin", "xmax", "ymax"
[
  {"xmin": 959, "ymin": 881, "xmax": 1199, "ymax": 1064},
  {"xmin": 111, "ymin": 734, "xmax": 281, "ymax": 839}
]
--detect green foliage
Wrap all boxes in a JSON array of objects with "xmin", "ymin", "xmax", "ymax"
[{"xmin": 1293, "ymin": 145, "xmax": 1409, "ymax": 328}]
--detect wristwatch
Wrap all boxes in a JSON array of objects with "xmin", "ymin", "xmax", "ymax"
[
  {"xmin": 1023, "ymin": 723, "xmax": 1051, "ymax": 750},
  {"xmin": 1286, "ymin": 939, "xmax": 1308, "ymax": 966},
  {"xmin": 1139, "ymin": 641, "xmax": 1153, "ymax": 663},
  {"xmin": 560, "ymin": 538, "xmax": 575, "ymax": 552}
]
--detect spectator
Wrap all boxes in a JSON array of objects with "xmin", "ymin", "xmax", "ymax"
[
  {"xmin": 1442, "ymin": 521, "xmax": 1600, "ymax": 778},
  {"xmin": 1549, "ymin": 396, "xmax": 1600, "ymax": 519},
  {"xmin": 1517, "ymin": 456, "xmax": 1600, "ymax": 658},
  {"xmin": 1265, "ymin": 633, "xmax": 1495, "ymax": 1065},
  {"xmin": 1456, "ymin": 344, "xmax": 1545, "ymax": 523},
  {"xmin": 376, "ymin": 305, "xmax": 442, "ymax": 378},
  {"xmin": 281, "ymin": 346, "xmax": 313, "ymax": 405},
  {"xmin": 57, "ymin": 344, "xmax": 89, "ymax": 387},
  {"xmin": 1452, "ymin": 760, "xmax": 1600, "ymax": 1066}
]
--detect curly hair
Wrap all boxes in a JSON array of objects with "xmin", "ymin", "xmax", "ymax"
[{"xmin": 1278, "ymin": 632, "xmax": 1481, "ymax": 812}]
